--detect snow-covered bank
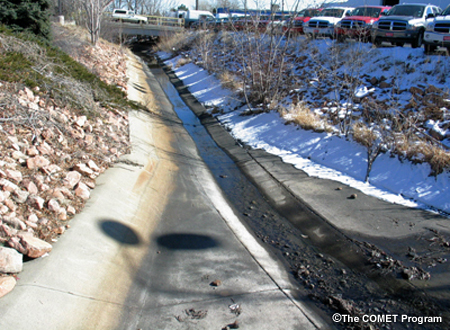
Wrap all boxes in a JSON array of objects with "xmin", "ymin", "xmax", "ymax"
[{"xmin": 158, "ymin": 39, "xmax": 450, "ymax": 215}]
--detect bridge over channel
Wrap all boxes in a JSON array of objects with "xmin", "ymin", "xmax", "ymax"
[{"xmin": 106, "ymin": 16, "xmax": 185, "ymax": 37}]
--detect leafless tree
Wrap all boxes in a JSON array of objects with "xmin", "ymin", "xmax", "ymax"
[
  {"xmin": 141, "ymin": 0, "xmax": 178, "ymax": 15},
  {"xmin": 82, "ymin": 0, "xmax": 114, "ymax": 45},
  {"xmin": 213, "ymin": 0, "xmax": 242, "ymax": 10}
]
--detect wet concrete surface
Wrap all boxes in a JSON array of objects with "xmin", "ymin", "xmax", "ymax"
[{"xmin": 130, "ymin": 42, "xmax": 450, "ymax": 329}]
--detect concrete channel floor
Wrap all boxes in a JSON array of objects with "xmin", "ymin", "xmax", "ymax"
[{"xmin": 0, "ymin": 56, "xmax": 330, "ymax": 329}]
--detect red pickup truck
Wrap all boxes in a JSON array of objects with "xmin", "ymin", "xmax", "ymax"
[
  {"xmin": 334, "ymin": 5, "xmax": 391, "ymax": 42},
  {"xmin": 282, "ymin": 8, "xmax": 321, "ymax": 35}
]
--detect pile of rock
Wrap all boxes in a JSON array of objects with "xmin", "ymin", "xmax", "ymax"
[{"xmin": 0, "ymin": 32, "xmax": 131, "ymax": 297}]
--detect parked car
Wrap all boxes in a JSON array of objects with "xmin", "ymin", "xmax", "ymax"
[
  {"xmin": 233, "ymin": 15, "xmax": 270, "ymax": 33},
  {"xmin": 111, "ymin": 9, "xmax": 147, "ymax": 24},
  {"xmin": 424, "ymin": 4, "xmax": 450, "ymax": 53},
  {"xmin": 371, "ymin": 3, "xmax": 442, "ymax": 48},
  {"xmin": 208, "ymin": 17, "xmax": 231, "ymax": 31},
  {"xmin": 265, "ymin": 15, "xmax": 290, "ymax": 34},
  {"xmin": 304, "ymin": 7, "xmax": 354, "ymax": 39},
  {"xmin": 282, "ymin": 8, "xmax": 322, "ymax": 35},
  {"xmin": 190, "ymin": 16, "xmax": 216, "ymax": 30},
  {"xmin": 335, "ymin": 5, "xmax": 391, "ymax": 42}
]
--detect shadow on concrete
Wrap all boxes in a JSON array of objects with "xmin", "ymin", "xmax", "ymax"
[
  {"xmin": 156, "ymin": 233, "xmax": 220, "ymax": 250},
  {"xmin": 99, "ymin": 220, "xmax": 141, "ymax": 245}
]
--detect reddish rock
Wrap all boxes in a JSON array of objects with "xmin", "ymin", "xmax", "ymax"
[
  {"xmin": 0, "ymin": 247, "xmax": 23, "ymax": 273},
  {"xmin": 47, "ymin": 199, "xmax": 62, "ymax": 213},
  {"xmin": 58, "ymin": 209, "xmax": 67, "ymax": 221},
  {"xmin": 12, "ymin": 189, "xmax": 29, "ymax": 204},
  {"xmin": 27, "ymin": 195, "xmax": 45, "ymax": 210},
  {"xmin": 9, "ymin": 235, "xmax": 52, "ymax": 258},
  {"xmin": 71, "ymin": 128, "xmax": 85, "ymax": 139},
  {"xmin": 73, "ymin": 163, "xmax": 94, "ymax": 177},
  {"xmin": 27, "ymin": 156, "xmax": 50, "ymax": 169},
  {"xmin": 0, "ymin": 204, "xmax": 8, "ymax": 215},
  {"xmin": 42, "ymin": 164, "xmax": 62, "ymax": 175},
  {"xmin": 26, "ymin": 146, "xmax": 39, "ymax": 156},
  {"xmin": 27, "ymin": 214, "xmax": 39, "ymax": 223},
  {"xmin": 0, "ymin": 179, "xmax": 18, "ymax": 193},
  {"xmin": 0, "ymin": 224, "xmax": 14, "ymax": 242},
  {"xmin": 84, "ymin": 179, "xmax": 96, "ymax": 189},
  {"xmin": 63, "ymin": 171, "xmax": 82, "ymax": 189},
  {"xmin": 60, "ymin": 187, "xmax": 73, "ymax": 198},
  {"xmin": 36, "ymin": 142, "xmax": 53, "ymax": 155},
  {"xmin": 75, "ymin": 115, "xmax": 87, "ymax": 127},
  {"xmin": 53, "ymin": 225, "xmax": 65, "ymax": 234},
  {"xmin": 48, "ymin": 188, "xmax": 65, "ymax": 201},
  {"xmin": 379, "ymin": 81, "xmax": 391, "ymax": 89},
  {"xmin": 84, "ymin": 135, "xmax": 94, "ymax": 145},
  {"xmin": 75, "ymin": 182, "xmax": 90, "ymax": 200},
  {"xmin": 7, "ymin": 237, "xmax": 26, "ymax": 256},
  {"xmin": 410, "ymin": 86, "xmax": 424, "ymax": 96},
  {"xmin": 4, "ymin": 169, "xmax": 22, "ymax": 183},
  {"xmin": 3, "ymin": 199, "xmax": 17, "ymax": 212},
  {"xmin": 87, "ymin": 160, "xmax": 100, "ymax": 172},
  {"xmin": 0, "ymin": 276, "xmax": 16, "ymax": 298},
  {"xmin": 2, "ymin": 215, "xmax": 26, "ymax": 230},
  {"xmin": 23, "ymin": 87, "xmax": 34, "ymax": 101},
  {"xmin": 67, "ymin": 205, "xmax": 76, "ymax": 215},
  {"xmin": 0, "ymin": 191, "xmax": 9, "ymax": 203},
  {"xmin": 41, "ymin": 129, "xmax": 54, "ymax": 141},
  {"xmin": 25, "ymin": 221, "xmax": 38, "ymax": 229},
  {"xmin": 11, "ymin": 151, "xmax": 28, "ymax": 162},
  {"xmin": 21, "ymin": 179, "xmax": 38, "ymax": 195}
]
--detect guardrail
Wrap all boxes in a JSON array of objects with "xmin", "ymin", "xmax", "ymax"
[
  {"xmin": 104, "ymin": 12, "xmax": 184, "ymax": 27},
  {"xmin": 146, "ymin": 16, "xmax": 184, "ymax": 27}
]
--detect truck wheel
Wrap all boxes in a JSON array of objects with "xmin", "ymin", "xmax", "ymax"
[
  {"xmin": 424, "ymin": 44, "xmax": 437, "ymax": 54},
  {"xmin": 411, "ymin": 31, "xmax": 423, "ymax": 48}
]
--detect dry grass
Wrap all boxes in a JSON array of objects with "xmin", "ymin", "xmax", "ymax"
[
  {"xmin": 217, "ymin": 70, "xmax": 241, "ymax": 91},
  {"xmin": 393, "ymin": 134, "xmax": 450, "ymax": 176},
  {"xmin": 175, "ymin": 57, "xmax": 191, "ymax": 68},
  {"xmin": 281, "ymin": 103, "xmax": 332, "ymax": 133},
  {"xmin": 352, "ymin": 122, "xmax": 378, "ymax": 148},
  {"xmin": 155, "ymin": 32, "xmax": 191, "ymax": 53}
]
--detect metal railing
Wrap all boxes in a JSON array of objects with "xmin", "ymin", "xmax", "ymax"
[
  {"xmin": 105, "ymin": 12, "xmax": 184, "ymax": 27},
  {"xmin": 145, "ymin": 16, "xmax": 184, "ymax": 27}
]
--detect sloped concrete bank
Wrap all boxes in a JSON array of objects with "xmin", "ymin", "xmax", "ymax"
[{"xmin": 127, "ymin": 47, "xmax": 450, "ymax": 329}]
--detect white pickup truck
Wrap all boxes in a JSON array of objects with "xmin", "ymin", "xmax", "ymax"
[{"xmin": 112, "ymin": 9, "xmax": 147, "ymax": 24}]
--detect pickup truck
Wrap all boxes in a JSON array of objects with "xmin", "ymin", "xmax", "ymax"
[
  {"xmin": 424, "ymin": 4, "xmax": 450, "ymax": 53},
  {"xmin": 304, "ymin": 7, "xmax": 354, "ymax": 39},
  {"xmin": 371, "ymin": 3, "xmax": 442, "ymax": 48},
  {"xmin": 282, "ymin": 8, "xmax": 322, "ymax": 35},
  {"xmin": 112, "ymin": 9, "xmax": 147, "ymax": 24},
  {"xmin": 335, "ymin": 5, "xmax": 391, "ymax": 42}
]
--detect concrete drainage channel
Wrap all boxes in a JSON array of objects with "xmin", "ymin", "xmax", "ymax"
[{"xmin": 130, "ymin": 43, "xmax": 449, "ymax": 330}]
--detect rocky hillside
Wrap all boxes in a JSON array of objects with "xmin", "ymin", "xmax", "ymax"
[{"xmin": 0, "ymin": 24, "xmax": 133, "ymax": 297}]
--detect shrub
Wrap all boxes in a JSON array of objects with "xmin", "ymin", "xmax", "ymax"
[{"xmin": 0, "ymin": 0, "xmax": 52, "ymax": 41}]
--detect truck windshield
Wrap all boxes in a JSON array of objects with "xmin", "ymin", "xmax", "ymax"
[
  {"xmin": 320, "ymin": 9, "xmax": 345, "ymax": 18},
  {"xmin": 297, "ymin": 9, "xmax": 319, "ymax": 17},
  {"xmin": 351, "ymin": 7, "xmax": 381, "ymax": 18},
  {"xmin": 442, "ymin": 5, "xmax": 450, "ymax": 16},
  {"xmin": 387, "ymin": 5, "xmax": 425, "ymax": 18}
]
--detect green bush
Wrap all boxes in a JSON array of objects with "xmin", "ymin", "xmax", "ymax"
[{"xmin": 0, "ymin": 0, "xmax": 52, "ymax": 41}]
